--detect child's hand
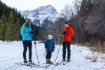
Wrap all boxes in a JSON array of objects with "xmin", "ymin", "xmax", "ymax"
[{"xmin": 46, "ymin": 48, "xmax": 48, "ymax": 52}]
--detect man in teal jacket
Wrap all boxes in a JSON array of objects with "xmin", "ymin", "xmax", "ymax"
[{"xmin": 21, "ymin": 18, "xmax": 34, "ymax": 64}]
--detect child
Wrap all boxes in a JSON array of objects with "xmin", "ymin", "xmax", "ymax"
[{"xmin": 45, "ymin": 35, "xmax": 55, "ymax": 64}]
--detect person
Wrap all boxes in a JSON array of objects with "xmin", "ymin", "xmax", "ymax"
[
  {"xmin": 61, "ymin": 20, "xmax": 74, "ymax": 62},
  {"xmin": 45, "ymin": 35, "xmax": 55, "ymax": 64},
  {"xmin": 20, "ymin": 18, "xmax": 34, "ymax": 64}
]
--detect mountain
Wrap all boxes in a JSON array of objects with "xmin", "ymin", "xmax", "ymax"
[{"xmin": 21, "ymin": 5, "xmax": 61, "ymax": 28}]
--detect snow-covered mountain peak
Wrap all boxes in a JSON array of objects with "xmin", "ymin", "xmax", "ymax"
[
  {"xmin": 21, "ymin": 5, "xmax": 61, "ymax": 27},
  {"xmin": 34, "ymin": 5, "xmax": 58, "ymax": 14}
]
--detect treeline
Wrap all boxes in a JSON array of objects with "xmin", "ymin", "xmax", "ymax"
[
  {"xmin": 73, "ymin": 0, "xmax": 105, "ymax": 48},
  {"xmin": 0, "ymin": 1, "xmax": 25, "ymax": 40}
]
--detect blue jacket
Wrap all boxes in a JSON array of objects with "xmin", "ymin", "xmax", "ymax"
[
  {"xmin": 20, "ymin": 23, "xmax": 32, "ymax": 41},
  {"xmin": 45, "ymin": 39, "xmax": 55, "ymax": 52}
]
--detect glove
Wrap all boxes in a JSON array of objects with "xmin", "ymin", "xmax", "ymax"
[
  {"xmin": 30, "ymin": 31, "xmax": 34, "ymax": 34},
  {"xmin": 46, "ymin": 48, "xmax": 48, "ymax": 52},
  {"xmin": 63, "ymin": 31, "xmax": 68, "ymax": 34}
]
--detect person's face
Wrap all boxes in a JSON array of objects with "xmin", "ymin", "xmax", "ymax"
[
  {"xmin": 47, "ymin": 35, "xmax": 52, "ymax": 40},
  {"xmin": 26, "ymin": 22, "xmax": 31, "ymax": 26},
  {"xmin": 29, "ymin": 22, "xmax": 31, "ymax": 25},
  {"xmin": 64, "ymin": 23, "xmax": 68, "ymax": 27}
]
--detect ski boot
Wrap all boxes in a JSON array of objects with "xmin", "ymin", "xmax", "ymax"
[
  {"xmin": 29, "ymin": 60, "xmax": 35, "ymax": 65},
  {"xmin": 62, "ymin": 59, "xmax": 66, "ymax": 65},
  {"xmin": 46, "ymin": 59, "xmax": 53, "ymax": 64},
  {"xmin": 67, "ymin": 59, "xmax": 70, "ymax": 63},
  {"xmin": 48, "ymin": 60, "xmax": 53, "ymax": 64},
  {"xmin": 24, "ymin": 60, "xmax": 29, "ymax": 65}
]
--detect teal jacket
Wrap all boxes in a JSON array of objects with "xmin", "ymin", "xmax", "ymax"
[
  {"xmin": 21, "ymin": 23, "xmax": 32, "ymax": 41},
  {"xmin": 45, "ymin": 39, "xmax": 55, "ymax": 52}
]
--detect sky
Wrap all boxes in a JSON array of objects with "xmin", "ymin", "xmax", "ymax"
[{"xmin": 1, "ymin": 0, "xmax": 75, "ymax": 13}]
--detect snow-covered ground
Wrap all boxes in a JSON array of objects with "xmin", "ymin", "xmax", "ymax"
[{"xmin": 0, "ymin": 41, "xmax": 105, "ymax": 70}]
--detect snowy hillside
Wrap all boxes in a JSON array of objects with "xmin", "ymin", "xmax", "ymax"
[
  {"xmin": 21, "ymin": 5, "xmax": 60, "ymax": 27},
  {"xmin": 0, "ymin": 41, "xmax": 105, "ymax": 70}
]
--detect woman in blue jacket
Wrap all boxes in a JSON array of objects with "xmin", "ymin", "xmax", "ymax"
[
  {"xmin": 45, "ymin": 35, "xmax": 55, "ymax": 64},
  {"xmin": 21, "ymin": 19, "xmax": 34, "ymax": 64}
]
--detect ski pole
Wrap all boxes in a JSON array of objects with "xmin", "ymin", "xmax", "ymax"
[
  {"xmin": 54, "ymin": 42, "xmax": 61, "ymax": 63},
  {"xmin": 54, "ymin": 34, "xmax": 62, "ymax": 63},
  {"xmin": 34, "ymin": 42, "xmax": 40, "ymax": 64}
]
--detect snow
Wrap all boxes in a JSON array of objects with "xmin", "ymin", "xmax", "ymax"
[{"xmin": 0, "ymin": 41, "xmax": 105, "ymax": 70}]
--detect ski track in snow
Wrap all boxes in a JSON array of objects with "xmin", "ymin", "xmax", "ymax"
[{"xmin": 0, "ymin": 41, "xmax": 105, "ymax": 70}]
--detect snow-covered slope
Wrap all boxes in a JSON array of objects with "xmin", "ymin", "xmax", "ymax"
[
  {"xmin": 21, "ymin": 5, "xmax": 60, "ymax": 27},
  {"xmin": 0, "ymin": 41, "xmax": 105, "ymax": 70}
]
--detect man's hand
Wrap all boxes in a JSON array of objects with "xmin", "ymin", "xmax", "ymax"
[{"xmin": 63, "ymin": 31, "xmax": 68, "ymax": 34}]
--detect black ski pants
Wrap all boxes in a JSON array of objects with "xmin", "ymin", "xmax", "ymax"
[
  {"xmin": 46, "ymin": 52, "xmax": 52, "ymax": 59},
  {"xmin": 62, "ymin": 42, "xmax": 71, "ymax": 60},
  {"xmin": 22, "ymin": 40, "xmax": 32, "ymax": 61}
]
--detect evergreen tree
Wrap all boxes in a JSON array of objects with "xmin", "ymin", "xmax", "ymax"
[
  {"xmin": 6, "ymin": 11, "xmax": 14, "ymax": 40},
  {"xmin": 0, "ymin": 1, "xmax": 25, "ymax": 41}
]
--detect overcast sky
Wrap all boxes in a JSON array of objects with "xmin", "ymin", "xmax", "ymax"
[{"xmin": 1, "ymin": 0, "xmax": 75, "ymax": 13}]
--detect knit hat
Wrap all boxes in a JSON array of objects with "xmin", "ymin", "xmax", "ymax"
[{"xmin": 26, "ymin": 18, "xmax": 31, "ymax": 23}]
